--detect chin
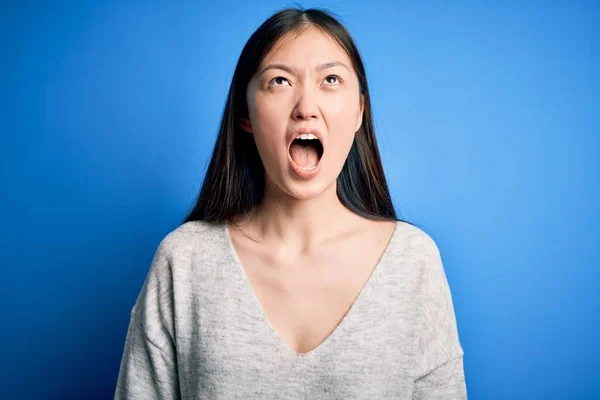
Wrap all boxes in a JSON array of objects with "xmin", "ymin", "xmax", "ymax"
[
  {"xmin": 263, "ymin": 160, "xmax": 340, "ymax": 202},
  {"xmin": 279, "ymin": 176, "xmax": 336, "ymax": 201}
]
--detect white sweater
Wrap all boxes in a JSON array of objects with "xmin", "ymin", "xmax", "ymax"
[{"xmin": 115, "ymin": 220, "xmax": 467, "ymax": 399}]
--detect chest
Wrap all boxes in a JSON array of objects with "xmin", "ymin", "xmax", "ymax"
[
  {"xmin": 177, "ymin": 252, "xmax": 418, "ymax": 399},
  {"xmin": 230, "ymin": 235, "xmax": 391, "ymax": 355}
]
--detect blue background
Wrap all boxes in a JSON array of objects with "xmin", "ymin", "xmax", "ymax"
[{"xmin": 2, "ymin": 1, "xmax": 598, "ymax": 398}]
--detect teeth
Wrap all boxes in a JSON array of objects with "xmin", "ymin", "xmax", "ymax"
[
  {"xmin": 299, "ymin": 164, "xmax": 318, "ymax": 171},
  {"xmin": 296, "ymin": 133, "xmax": 318, "ymax": 140}
]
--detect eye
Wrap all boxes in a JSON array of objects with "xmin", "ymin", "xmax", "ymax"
[
  {"xmin": 269, "ymin": 76, "xmax": 291, "ymax": 86},
  {"xmin": 323, "ymin": 75, "xmax": 341, "ymax": 85}
]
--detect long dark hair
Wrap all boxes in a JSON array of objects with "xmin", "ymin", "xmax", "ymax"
[{"xmin": 183, "ymin": 7, "xmax": 412, "ymax": 226}]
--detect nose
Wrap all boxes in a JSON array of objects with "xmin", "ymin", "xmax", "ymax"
[{"xmin": 292, "ymin": 86, "xmax": 319, "ymax": 121}]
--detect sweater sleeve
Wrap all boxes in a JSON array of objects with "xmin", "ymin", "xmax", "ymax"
[
  {"xmin": 114, "ymin": 239, "xmax": 181, "ymax": 400},
  {"xmin": 411, "ymin": 235, "xmax": 467, "ymax": 399}
]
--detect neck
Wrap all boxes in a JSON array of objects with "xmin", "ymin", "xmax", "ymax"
[{"xmin": 244, "ymin": 181, "xmax": 356, "ymax": 250}]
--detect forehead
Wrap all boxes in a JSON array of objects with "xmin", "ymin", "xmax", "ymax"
[{"xmin": 259, "ymin": 26, "xmax": 352, "ymax": 68}]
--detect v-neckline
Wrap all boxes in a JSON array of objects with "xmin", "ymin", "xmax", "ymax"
[{"xmin": 223, "ymin": 221, "xmax": 400, "ymax": 361}]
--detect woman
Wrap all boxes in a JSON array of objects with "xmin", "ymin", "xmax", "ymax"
[{"xmin": 115, "ymin": 7, "xmax": 467, "ymax": 399}]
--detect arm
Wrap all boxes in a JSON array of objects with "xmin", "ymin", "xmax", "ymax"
[
  {"xmin": 114, "ymin": 310, "xmax": 180, "ymax": 399},
  {"xmin": 412, "ymin": 236, "xmax": 467, "ymax": 399},
  {"xmin": 114, "ymin": 240, "xmax": 180, "ymax": 400},
  {"xmin": 412, "ymin": 353, "xmax": 466, "ymax": 399}
]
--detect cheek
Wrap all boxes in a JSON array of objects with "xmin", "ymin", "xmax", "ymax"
[
  {"xmin": 325, "ymin": 91, "xmax": 360, "ymax": 125},
  {"xmin": 250, "ymin": 92, "xmax": 287, "ymax": 130},
  {"xmin": 324, "ymin": 92, "xmax": 361, "ymax": 145},
  {"xmin": 248, "ymin": 96, "xmax": 288, "ymax": 162}
]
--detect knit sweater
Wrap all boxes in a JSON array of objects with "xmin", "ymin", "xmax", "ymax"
[{"xmin": 114, "ymin": 220, "xmax": 467, "ymax": 399}]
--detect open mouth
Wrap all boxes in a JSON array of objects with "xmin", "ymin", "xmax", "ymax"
[{"xmin": 288, "ymin": 134, "xmax": 324, "ymax": 171}]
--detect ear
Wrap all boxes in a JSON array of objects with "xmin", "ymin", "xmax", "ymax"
[
  {"xmin": 239, "ymin": 117, "xmax": 253, "ymax": 134},
  {"xmin": 355, "ymin": 95, "xmax": 365, "ymax": 132}
]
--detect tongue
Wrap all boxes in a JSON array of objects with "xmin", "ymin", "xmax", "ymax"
[{"xmin": 289, "ymin": 142, "xmax": 319, "ymax": 168}]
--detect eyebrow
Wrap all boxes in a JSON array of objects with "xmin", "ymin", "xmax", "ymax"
[{"xmin": 258, "ymin": 61, "xmax": 350, "ymax": 76}]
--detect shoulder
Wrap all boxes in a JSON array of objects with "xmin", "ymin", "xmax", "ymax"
[
  {"xmin": 390, "ymin": 220, "xmax": 442, "ymax": 264},
  {"xmin": 155, "ymin": 220, "xmax": 225, "ymax": 255},
  {"xmin": 388, "ymin": 220, "xmax": 454, "ymax": 298},
  {"xmin": 131, "ymin": 220, "xmax": 229, "ymax": 325},
  {"xmin": 394, "ymin": 222, "xmax": 458, "ymax": 316},
  {"xmin": 145, "ymin": 220, "xmax": 227, "ymax": 278}
]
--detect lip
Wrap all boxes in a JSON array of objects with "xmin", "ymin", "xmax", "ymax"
[
  {"xmin": 287, "ymin": 127, "xmax": 325, "ymax": 149},
  {"xmin": 287, "ymin": 127, "xmax": 325, "ymax": 179}
]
